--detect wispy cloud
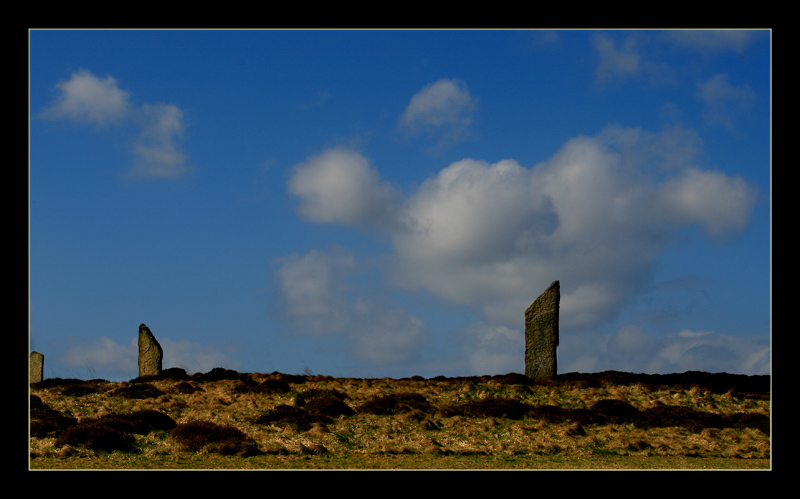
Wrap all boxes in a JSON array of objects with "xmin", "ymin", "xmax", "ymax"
[
  {"xmin": 460, "ymin": 322, "xmax": 525, "ymax": 376},
  {"xmin": 40, "ymin": 69, "xmax": 190, "ymax": 181},
  {"xmin": 664, "ymin": 29, "xmax": 763, "ymax": 53},
  {"xmin": 60, "ymin": 336, "xmax": 138, "ymax": 378},
  {"xmin": 273, "ymin": 248, "xmax": 427, "ymax": 365},
  {"xmin": 274, "ymin": 248, "xmax": 356, "ymax": 336},
  {"xmin": 563, "ymin": 325, "xmax": 770, "ymax": 375},
  {"xmin": 397, "ymin": 78, "xmax": 478, "ymax": 147},
  {"xmin": 593, "ymin": 33, "xmax": 641, "ymax": 83},
  {"xmin": 59, "ymin": 335, "xmax": 238, "ymax": 380},
  {"xmin": 125, "ymin": 103, "xmax": 189, "ymax": 180},
  {"xmin": 452, "ymin": 322, "xmax": 770, "ymax": 376},
  {"xmin": 695, "ymin": 73, "xmax": 758, "ymax": 129},
  {"xmin": 592, "ymin": 30, "xmax": 766, "ymax": 89}
]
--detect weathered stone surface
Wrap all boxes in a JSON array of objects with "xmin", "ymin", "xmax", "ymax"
[
  {"xmin": 525, "ymin": 280, "xmax": 560, "ymax": 378},
  {"xmin": 30, "ymin": 351, "xmax": 44, "ymax": 384},
  {"xmin": 138, "ymin": 323, "xmax": 163, "ymax": 377}
]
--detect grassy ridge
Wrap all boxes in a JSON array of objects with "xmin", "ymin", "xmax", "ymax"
[{"xmin": 29, "ymin": 369, "xmax": 771, "ymax": 470}]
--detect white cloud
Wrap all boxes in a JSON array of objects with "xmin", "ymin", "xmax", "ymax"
[
  {"xmin": 40, "ymin": 69, "xmax": 133, "ymax": 125},
  {"xmin": 397, "ymin": 78, "xmax": 477, "ymax": 145},
  {"xmin": 656, "ymin": 167, "xmax": 759, "ymax": 239},
  {"xmin": 40, "ymin": 69, "xmax": 190, "ymax": 181},
  {"xmin": 397, "ymin": 158, "xmax": 535, "ymax": 266},
  {"xmin": 288, "ymin": 147, "xmax": 400, "ymax": 230}
]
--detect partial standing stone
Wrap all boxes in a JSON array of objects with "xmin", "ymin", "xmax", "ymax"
[
  {"xmin": 525, "ymin": 280, "xmax": 560, "ymax": 378},
  {"xmin": 30, "ymin": 351, "xmax": 44, "ymax": 384},
  {"xmin": 138, "ymin": 323, "xmax": 163, "ymax": 377}
]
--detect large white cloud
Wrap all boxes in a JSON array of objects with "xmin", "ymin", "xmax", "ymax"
[
  {"xmin": 289, "ymin": 125, "xmax": 758, "ymax": 340},
  {"xmin": 40, "ymin": 69, "xmax": 190, "ymax": 181}
]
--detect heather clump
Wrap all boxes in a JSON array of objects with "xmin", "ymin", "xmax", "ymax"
[
  {"xmin": 635, "ymin": 405, "xmax": 726, "ymax": 433},
  {"xmin": 197, "ymin": 367, "xmax": 242, "ymax": 382},
  {"xmin": 111, "ymin": 382, "xmax": 165, "ymax": 400},
  {"xmin": 94, "ymin": 410, "xmax": 177, "ymax": 434},
  {"xmin": 252, "ymin": 404, "xmax": 327, "ymax": 431},
  {"xmin": 170, "ymin": 421, "xmax": 262, "ymax": 456},
  {"xmin": 438, "ymin": 397, "xmax": 532, "ymax": 419},
  {"xmin": 55, "ymin": 420, "xmax": 137, "ymax": 453},
  {"xmin": 232, "ymin": 378, "xmax": 291, "ymax": 395},
  {"xmin": 30, "ymin": 395, "xmax": 78, "ymax": 438},
  {"xmin": 303, "ymin": 394, "xmax": 355, "ymax": 418},
  {"xmin": 48, "ymin": 409, "xmax": 176, "ymax": 455},
  {"xmin": 357, "ymin": 392, "xmax": 433, "ymax": 416},
  {"xmin": 300, "ymin": 387, "xmax": 349, "ymax": 402},
  {"xmin": 589, "ymin": 399, "xmax": 642, "ymax": 424}
]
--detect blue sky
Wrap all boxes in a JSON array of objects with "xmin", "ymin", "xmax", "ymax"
[{"xmin": 29, "ymin": 29, "xmax": 771, "ymax": 381}]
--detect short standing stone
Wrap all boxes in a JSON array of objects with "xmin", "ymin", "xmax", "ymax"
[
  {"xmin": 30, "ymin": 351, "xmax": 44, "ymax": 384},
  {"xmin": 138, "ymin": 323, "xmax": 163, "ymax": 377},
  {"xmin": 525, "ymin": 280, "xmax": 560, "ymax": 378}
]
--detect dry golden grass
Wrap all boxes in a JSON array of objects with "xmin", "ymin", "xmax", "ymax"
[{"xmin": 29, "ymin": 370, "xmax": 771, "ymax": 469}]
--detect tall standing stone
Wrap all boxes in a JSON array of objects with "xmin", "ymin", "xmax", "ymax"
[
  {"xmin": 138, "ymin": 323, "xmax": 163, "ymax": 377},
  {"xmin": 525, "ymin": 280, "xmax": 560, "ymax": 378},
  {"xmin": 30, "ymin": 351, "xmax": 44, "ymax": 384}
]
